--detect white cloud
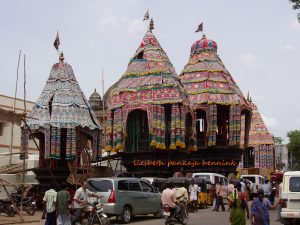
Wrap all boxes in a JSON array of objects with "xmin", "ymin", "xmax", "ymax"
[
  {"xmin": 240, "ymin": 53, "xmax": 258, "ymax": 69},
  {"xmin": 281, "ymin": 44, "xmax": 295, "ymax": 51},
  {"xmin": 290, "ymin": 19, "xmax": 300, "ymax": 30},
  {"xmin": 261, "ymin": 114, "xmax": 278, "ymax": 128},
  {"xmin": 97, "ymin": 15, "xmax": 144, "ymax": 37}
]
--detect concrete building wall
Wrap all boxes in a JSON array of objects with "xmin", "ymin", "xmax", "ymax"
[
  {"xmin": 0, "ymin": 94, "xmax": 38, "ymax": 167},
  {"xmin": 274, "ymin": 144, "xmax": 289, "ymax": 170}
]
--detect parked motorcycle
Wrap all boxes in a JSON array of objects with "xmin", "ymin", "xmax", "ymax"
[
  {"xmin": 11, "ymin": 192, "xmax": 37, "ymax": 215},
  {"xmin": 0, "ymin": 199, "xmax": 17, "ymax": 217},
  {"xmin": 163, "ymin": 203, "xmax": 188, "ymax": 225},
  {"xmin": 70, "ymin": 197, "xmax": 110, "ymax": 225}
]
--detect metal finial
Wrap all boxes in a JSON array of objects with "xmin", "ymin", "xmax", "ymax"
[
  {"xmin": 59, "ymin": 52, "xmax": 64, "ymax": 62},
  {"xmin": 149, "ymin": 18, "xmax": 154, "ymax": 32}
]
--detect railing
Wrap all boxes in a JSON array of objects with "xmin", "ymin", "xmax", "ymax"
[{"xmin": 67, "ymin": 141, "xmax": 91, "ymax": 185}]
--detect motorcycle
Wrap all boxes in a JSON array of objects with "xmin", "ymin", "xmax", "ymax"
[
  {"xmin": 70, "ymin": 197, "xmax": 110, "ymax": 225},
  {"xmin": 163, "ymin": 203, "xmax": 189, "ymax": 225},
  {"xmin": 0, "ymin": 199, "xmax": 17, "ymax": 217},
  {"xmin": 11, "ymin": 192, "xmax": 37, "ymax": 215}
]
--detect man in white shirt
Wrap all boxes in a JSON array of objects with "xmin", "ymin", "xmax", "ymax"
[
  {"xmin": 72, "ymin": 181, "xmax": 102, "ymax": 225},
  {"xmin": 240, "ymin": 179, "xmax": 246, "ymax": 193},
  {"xmin": 189, "ymin": 179, "xmax": 200, "ymax": 212},
  {"xmin": 43, "ymin": 186, "xmax": 57, "ymax": 225}
]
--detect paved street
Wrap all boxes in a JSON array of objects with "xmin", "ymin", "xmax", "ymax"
[{"xmin": 0, "ymin": 205, "xmax": 281, "ymax": 225}]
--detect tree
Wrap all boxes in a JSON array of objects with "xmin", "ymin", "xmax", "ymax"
[
  {"xmin": 287, "ymin": 130, "xmax": 300, "ymax": 169},
  {"xmin": 290, "ymin": 0, "xmax": 300, "ymax": 10}
]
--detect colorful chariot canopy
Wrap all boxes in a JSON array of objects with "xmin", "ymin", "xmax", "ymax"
[
  {"xmin": 180, "ymin": 34, "xmax": 249, "ymax": 107},
  {"xmin": 247, "ymin": 101, "xmax": 274, "ymax": 146},
  {"xmin": 26, "ymin": 53, "xmax": 101, "ymax": 130},
  {"xmin": 106, "ymin": 26, "xmax": 188, "ymax": 110}
]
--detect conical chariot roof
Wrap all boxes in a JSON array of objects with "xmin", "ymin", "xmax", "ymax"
[
  {"xmin": 27, "ymin": 55, "xmax": 101, "ymax": 130},
  {"xmin": 248, "ymin": 101, "xmax": 273, "ymax": 145},
  {"xmin": 107, "ymin": 28, "xmax": 188, "ymax": 109},
  {"xmin": 180, "ymin": 35, "xmax": 248, "ymax": 107}
]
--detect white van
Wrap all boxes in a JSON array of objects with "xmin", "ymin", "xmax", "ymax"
[
  {"xmin": 280, "ymin": 171, "xmax": 300, "ymax": 225},
  {"xmin": 240, "ymin": 174, "xmax": 271, "ymax": 197},
  {"xmin": 192, "ymin": 173, "xmax": 228, "ymax": 197}
]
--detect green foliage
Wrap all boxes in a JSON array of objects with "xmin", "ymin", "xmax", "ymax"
[
  {"xmin": 290, "ymin": 0, "xmax": 300, "ymax": 10},
  {"xmin": 287, "ymin": 130, "xmax": 300, "ymax": 169},
  {"xmin": 273, "ymin": 136, "xmax": 284, "ymax": 144}
]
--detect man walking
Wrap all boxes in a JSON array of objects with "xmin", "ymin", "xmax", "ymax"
[
  {"xmin": 189, "ymin": 179, "xmax": 200, "ymax": 212},
  {"xmin": 72, "ymin": 181, "xmax": 102, "ymax": 225},
  {"xmin": 56, "ymin": 183, "xmax": 71, "ymax": 225},
  {"xmin": 215, "ymin": 181, "xmax": 225, "ymax": 212},
  {"xmin": 43, "ymin": 185, "xmax": 57, "ymax": 225}
]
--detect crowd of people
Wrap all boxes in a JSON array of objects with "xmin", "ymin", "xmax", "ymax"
[
  {"xmin": 42, "ymin": 181, "xmax": 101, "ymax": 225},
  {"xmin": 42, "ymin": 178, "xmax": 282, "ymax": 225},
  {"xmin": 161, "ymin": 178, "xmax": 282, "ymax": 225}
]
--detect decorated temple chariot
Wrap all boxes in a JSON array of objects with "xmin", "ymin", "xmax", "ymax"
[
  {"xmin": 103, "ymin": 20, "xmax": 252, "ymax": 176},
  {"xmin": 23, "ymin": 53, "xmax": 102, "ymax": 187}
]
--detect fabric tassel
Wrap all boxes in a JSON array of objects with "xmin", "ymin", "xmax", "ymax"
[
  {"xmin": 105, "ymin": 111, "xmax": 113, "ymax": 152},
  {"xmin": 169, "ymin": 104, "xmax": 176, "ymax": 150},
  {"xmin": 229, "ymin": 105, "xmax": 241, "ymax": 146},
  {"xmin": 179, "ymin": 105, "xmax": 186, "ymax": 149},
  {"xmin": 175, "ymin": 105, "xmax": 181, "ymax": 147},
  {"xmin": 150, "ymin": 105, "xmax": 157, "ymax": 147},
  {"xmin": 160, "ymin": 106, "xmax": 166, "ymax": 150},
  {"xmin": 207, "ymin": 104, "xmax": 217, "ymax": 147}
]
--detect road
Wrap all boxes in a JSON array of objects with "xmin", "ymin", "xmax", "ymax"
[
  {"xmin": 0, "ymin": 205, "xmax": 281, "ymax": 225},
  {"xmin": 126, "ymin": 207, "xmax": 281, "ymax": 225}
]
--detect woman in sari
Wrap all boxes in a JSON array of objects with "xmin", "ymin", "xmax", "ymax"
[
  {"xmin": 251, "ymin": 189, "xmax": 280, "ymax": 225},
  {"xmin": 228, "ymin": 182, "xmax": 249, "ymax": 225}
]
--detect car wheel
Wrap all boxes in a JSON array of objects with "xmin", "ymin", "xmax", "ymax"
[
  {"xmin": 7, "ymin": 206, "xmax": 16, "ymax": 217},
  {"xmin": 153, "ymin": 205, "xmax": 163, "ymax": 218},
  {"xmin": 99, "ymin": 217, "xmax": 110, "ymax": 225},
  {"xmin": 25, "ymin": 203, "xmax": 35, "ymax": 216},
  {"xmin": 120, "ymin": 206, "xmax": 132, "ymax": 224}
]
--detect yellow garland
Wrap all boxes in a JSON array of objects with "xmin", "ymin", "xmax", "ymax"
[
  {"xmin": 169, "ymin": 143, "xmax": 176, "ymax": 150},
  {"xmin": 105, "ymin": 146, "xmax": 112, "ymax": 152}
]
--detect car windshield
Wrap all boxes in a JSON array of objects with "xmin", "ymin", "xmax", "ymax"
[
  {"xmin": 289, "ymin": 177, "xmax": 300, "ymax": 192},
  {"xmin": 88, "ymin": 180, "xmax": 113, "ymax": 192},
  {"xmin": 194, "ymin": 175, "xmax": 210, "ymax": 180},
  {"xmin": 242, "ymin": 177, "xmax": 255, "ymax": 183}
]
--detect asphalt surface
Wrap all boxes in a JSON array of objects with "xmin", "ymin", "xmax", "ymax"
[{"xmin": 0, "ymin": 205, "xmax": 282, "ymax": 225}]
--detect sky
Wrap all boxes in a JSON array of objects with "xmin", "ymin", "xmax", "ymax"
[{"xmin": 0, "ymin": 0, "xmax": 299, "ymax": 141}]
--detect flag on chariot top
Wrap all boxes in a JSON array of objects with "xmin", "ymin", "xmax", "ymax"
[
  {"xmin": 195, "ymin": 22, "xmax": 203, "ymax": 33},
  {"xmin": 143, "ymin": 10, "xmax": 149, "ymax": 21},
  {"xmin": 53, "ymin": 32, "xmax": 60, "ymax": 50},
  {"xmin": 298, "ymin": 13, "xmax": 300, "ymax": 23}
]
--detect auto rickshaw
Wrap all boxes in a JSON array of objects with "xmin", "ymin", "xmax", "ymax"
[{"xmin": 194, "ymin": 178, "xmax": 209, "ymax": 208}]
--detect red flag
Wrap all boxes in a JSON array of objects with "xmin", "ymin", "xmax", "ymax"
[
  {"xmin": 195, "ymin": 23, "xmax": 203, "ymax": 33},
  {"xmin": 53, "ymin": 32, "xmax": 60, "ymax": 50}
]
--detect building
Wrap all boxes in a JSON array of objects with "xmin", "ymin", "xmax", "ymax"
[
  {"xmin": 274, "ymin": 143, "xmax": 288, "ymax": 170},
  {"xmin": 0, "ymin": 94, "xmax": 38, "ymax": 167},
  {"xmin": 103, "ymin": 20, "xmax": 251, "ymax": 176},
  {"xmin": 89, "ymin": 89, "xmax": 107, "ymax": 128}
]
